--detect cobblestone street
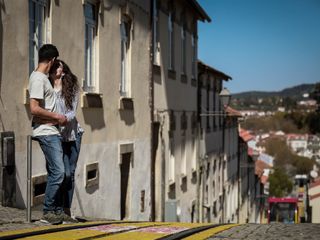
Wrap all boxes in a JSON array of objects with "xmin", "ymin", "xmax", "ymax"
[
  {"xmin": 208, "ymin": 223, "xmax": 320, "ymax": 240},
  {"xmin": 0, "ymin": 206, "xmax": 44, "ymax": 232}
]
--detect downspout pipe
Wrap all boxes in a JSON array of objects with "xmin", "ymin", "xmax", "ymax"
[{"xmin": 149, "ymin": 0, "xmax": 155, "ymax": 221}]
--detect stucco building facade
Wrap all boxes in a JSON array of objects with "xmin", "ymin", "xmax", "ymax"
[
  {"xmin": 0, "ymin": 0, "xmax": 257, "ymax": 225},
  {"xmin": 152, "ymin": 0, "xmax": 210, "ymax": 222},
  {"xmin": 1, "ymin": 0, "xmax": 152, "ymax": 221}
]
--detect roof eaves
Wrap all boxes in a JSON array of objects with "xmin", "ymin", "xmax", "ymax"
[
  {"xmin": 198, "ymin": 60, "xmax": 232, "ymax": 81},
  {"xmin": 187, "ymin": 0, "xmax": 211, "ymax": 22}
]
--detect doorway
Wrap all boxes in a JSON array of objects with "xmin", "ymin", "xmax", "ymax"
[{"xmin": 120, "ymin": 152, "xmax": 131, "ymax": 220}]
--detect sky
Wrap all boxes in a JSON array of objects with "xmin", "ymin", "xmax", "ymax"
[{"xmin": 197, "ymin": 0, "xmax": 320, "ymax": 94}]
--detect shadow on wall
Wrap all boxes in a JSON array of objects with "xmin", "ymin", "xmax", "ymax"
[
  {"xmin": 82, "ymin": 108, "xmax": 106, "ymax": 131},
  {"xmin": 0, "ymin": 1, "xmax": 6, "ymax": 131},
  {"xmin": 15, "ymin": 168, "xmax": 25, "ymax": 209},
  {"xmin": 0, "ymin": 0, "xmax": 4, "ymax": 91},
  {"xmin": 119, "ymin": 109, "xmax": 135, "ymax": 126}
]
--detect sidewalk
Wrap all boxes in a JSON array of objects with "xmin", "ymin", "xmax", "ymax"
[{"xmin": 0, "ymin": 205, "xmax": 44, "ymax": 232}]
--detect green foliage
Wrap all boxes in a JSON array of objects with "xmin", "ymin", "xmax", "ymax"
[
  {"xmin": 306, "ymin": 112, "xmax": 320, "ymax": 134},
  {"xmin": 284, "ymin": 112, "xmax": 306, "ymax": 130},
  {"xmin": 264, "ymin": 138, "xmax": 315, "ymax": 176},
  {"xmin": 282, "ymin": 97, "xmax": 297, "ymax": 110},
  {"xmin": 269, "ymin": 168, "xmax": 293, "ymax": 197},
  {"xmin": 292, "ymin": 155, "xmax": 315, "ymax": 175},
  {"xmin": 241, "ymin": 110, "xmax": 315, "ymax": 134},
  {"xmin": 241, "ymin": 112, "xmax": 304, "ymax": 133},
  {"xmin": 265, "ymin": 138, "xmax": 291, "ymax": 168},
  {"xmin": 309, "ymin": 82, "xmax": 320, "ymax": 105},
  {"xmin": 232, "ymin": 83, "xmax": 316, "ymax": 111}
]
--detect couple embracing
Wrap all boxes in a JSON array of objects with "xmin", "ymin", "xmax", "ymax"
[{"xmin": 28, "ymin": 44, "xmax": 83, "ymax": 224}]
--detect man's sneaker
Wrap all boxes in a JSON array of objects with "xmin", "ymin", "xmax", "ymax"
[
  {"xmin": 57, "ymin": 212, "xmax": 79, "ymax": 224},
  {"xmin": 40, "ymin": 212, "xmax": 63, "ymax": 225}
]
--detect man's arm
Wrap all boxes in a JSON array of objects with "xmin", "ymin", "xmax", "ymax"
[{"xmin": 30, "ymin": 98, "xmax": 67, "ymax": 125}]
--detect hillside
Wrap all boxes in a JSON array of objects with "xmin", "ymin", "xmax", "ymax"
[
  {"xmin": 231, "ymin": 83, "xmax": 317, "ymax": 110},
  {"xmin": 233, "ymin": 83, "xmax": 316, "ymax": 100}
]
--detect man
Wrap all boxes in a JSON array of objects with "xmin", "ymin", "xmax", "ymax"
[{"xmin": 29, "ymin": 44, "xmax": 75, "ymax": 224}]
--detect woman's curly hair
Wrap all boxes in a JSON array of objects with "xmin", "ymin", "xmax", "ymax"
[{"xmin": 49, "ymin": 60, "xmax": 79, "ymax": 110}]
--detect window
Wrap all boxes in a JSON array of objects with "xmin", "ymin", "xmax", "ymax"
[
  {"xmin": 84, "ymin": 2, "xmax": 98, "ymax": 92},
  {"xmin": 181, "ymin": 26, "xmax": 186, "ymax": 74},
  {"xmin": 152, "ymin": 0, "xmax": 160, "ymax": 65},
  {"xmin": 212, "ymin": 79, "xmax": 217, "ymax": 129},
  {"xmin": 168, "ymin": 12, "xmax": 174, "ymax": 70},
  {"xmin": 181, "ymin": 136, "xmax": 186, "ymax": 177},
  {"xmin": 169, "ymin": 137, "xmax": 175, "ymax": 183},
  {"xmin": 191, "ymin": 136, "xmax": 196, "ymax": 172},
  {"xmin": 28, "ymin": 0, "xmax": 50, "ymax": 74},
  {"xmin": 191, "ymin": 35, "xmax": 197, "ymax": 79},
  {"xmin": 120, "ymin": 16, "xmax": 132, "ymax": 97}
]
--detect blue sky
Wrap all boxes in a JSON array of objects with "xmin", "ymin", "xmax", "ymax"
[{"xmin": 198, "ymin": 0, "xmax": 320, "ymax": 94}]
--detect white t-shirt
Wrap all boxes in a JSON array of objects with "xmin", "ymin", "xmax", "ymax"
[{"xmin": 28, "ymin": 71, "xmax": 60, "ymax": 136}]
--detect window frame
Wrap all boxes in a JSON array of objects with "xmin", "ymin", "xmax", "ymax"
[
  {"xmin": 191, "ymin": 35, "xmax": 197, "ymax": 79},
  {"xmin": 181, "ymin": 25, "xmax": 186, "ymax": 74},
  {"xmin": 84, "ymin": 1, "xmax": 98, "ymax": 93},
  {"xmin": 168, "ymin": 12, "xmax": 174, "ymax": 70},
  {"xmin": 28, "ymin": 0, "xmax": 50, "ymax": 74},
  {"xmin": 168, "ymin": 136, "xmax": 175, "ymax": 184},
  {"xmin": 180, "ymin": 136, "xmax": 187, "ymax": 177},
  {"xmin": 152, "ymin": 0, "xmax": 160, "ymax": 65},
  {"xmin": 120, "ymin": 15, "xmax": 132, "ymax": 98}
]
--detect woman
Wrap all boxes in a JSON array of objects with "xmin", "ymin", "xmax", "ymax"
[{"xmin": 49, "ymin": 60, "xmax": 84, "ymax": 218}]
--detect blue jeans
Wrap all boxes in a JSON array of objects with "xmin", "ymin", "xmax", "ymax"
[
  {"xmin": 62, "ymin": 132, "xmax": 83, "ymax": 208},
  {"xmin": 34, "ymin": 135, "xmax": 65, "ymax": 213}
]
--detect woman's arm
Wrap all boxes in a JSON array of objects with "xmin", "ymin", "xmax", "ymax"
[{"xmin": 64, "ymin": 93, "xmax": 79, "ymax": 122}]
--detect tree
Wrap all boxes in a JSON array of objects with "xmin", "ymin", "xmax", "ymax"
[
  {"xmin": 306, "ymin": 112, "xmax": 320, "ymax": 134},
  {"xmin": 292, "ymin": 155, "xmax": 314, "ymax": 175},
  {"xmin": 282, "ymin": 97, "xmax": 296, "ymax": 111},
  {"xmin": 310, "ymin": 82, "xmax": 320, "ymax": 109},
  {"xmin": 264, "ymin": 137, "xmax": 316, "ymax": 176},
  {"xmin": 265, "ymin": 138, "xmax": 292, "ymax": 168},
  {"xmin": 269, "ymin": 168, "xmax": 293, "ymax": 197}
]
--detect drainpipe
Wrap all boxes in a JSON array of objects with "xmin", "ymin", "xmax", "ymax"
[
  {"xmin": 160, "ymin": 121, "xmax": 165, "ymax": 221},
  {"xmin": 149, "ymin": 0, "xmax": 155, "ymax": 221}
]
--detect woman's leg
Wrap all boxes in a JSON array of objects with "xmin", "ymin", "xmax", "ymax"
[
  {"xmin": 66, "ymin": 132, "xmax": 83, "ymax": 212},
  {"xmin": 62, "ymin": 141, "xmax": 72, "ymax": 211}
]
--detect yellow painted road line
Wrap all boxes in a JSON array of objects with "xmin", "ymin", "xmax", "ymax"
[
  {"xmin": 0, "ymin": 222, "xmax": 237, "ymax": 240},
  {"xmin": 0, "ymin": 221, "xmax": 123, "ymax": 239},
  {"xmin": 182, "ymin": 224, "xmax": 240, "ymax": 240},
  {"xmin": 95, "ymin": 222, "xmax": 215, "ymax": 240},
  {"xmin": 19, "ymin": 222, "xmax": 168, "ymax": 240}
]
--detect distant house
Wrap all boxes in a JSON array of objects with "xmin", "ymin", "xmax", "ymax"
[
  {"xmin": 297, "ymin": 100, "xmax": 317, "ymax": 107},
  {"xmin": 286, "ymin": 134, "xmax": 308, "ymax": 152},
  {"xmin": 275, "ymin": 130, "xmax": 285, "ymax": 136},
  {"xmin": 257, "ymin": 153, "xmax": 274, "ymax": 167}
]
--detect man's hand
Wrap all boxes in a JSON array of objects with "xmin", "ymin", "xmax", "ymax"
[
  {"xmin": 56, "ymin": 114, "xmax": 67, "ymax": 126},
  {"xmin": 30, "ymin": 99, "xmax": 67, "ymax": 126}
]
